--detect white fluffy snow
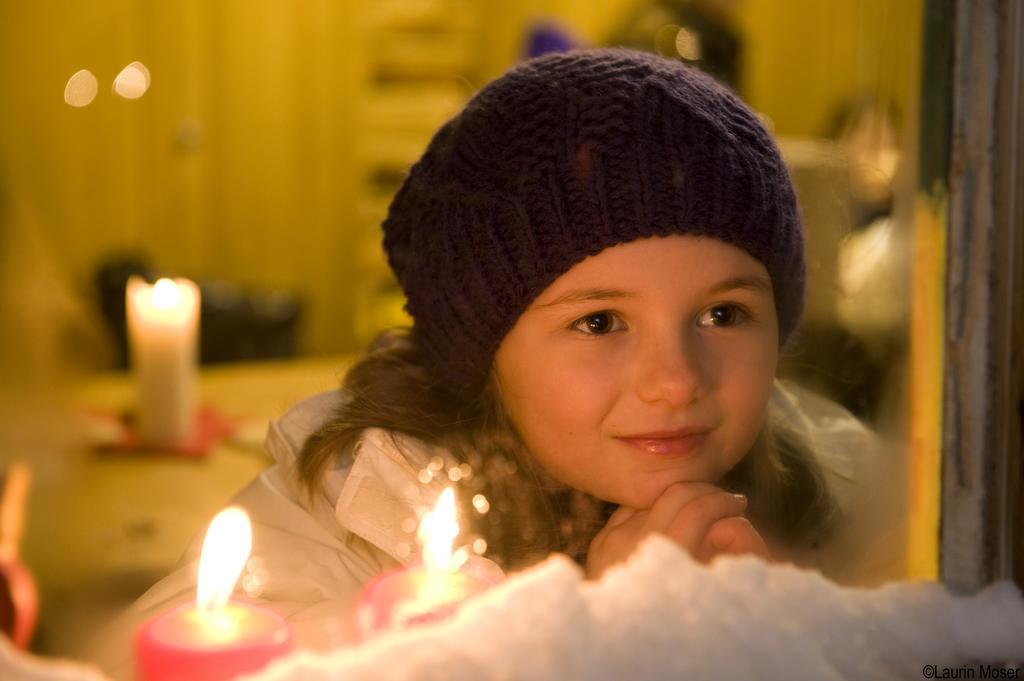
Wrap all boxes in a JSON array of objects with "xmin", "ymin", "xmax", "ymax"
[
  {"xmin": 4, "ymin": 534, "xmax": 1022, "ymax": 681},
  {"xmin": 240, "ymin": 534, "xmax": 1023, "ymax": 681}
]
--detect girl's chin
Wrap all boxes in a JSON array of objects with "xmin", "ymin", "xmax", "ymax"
[
  {"xmin": 613, "ymin": 474, "xmax": 713, "ymax": 510},
  {"xmin": 581, "ymin": 485, "xmax": 653, "ymax": 510}
]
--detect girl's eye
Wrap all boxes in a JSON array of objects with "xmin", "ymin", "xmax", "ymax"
[
  {"xmin": 570, "ymin": 311, "xmax": 624, "ymax": 336},
  {"xmin": 698, "ymin": 304, "xmax": 751, "ymax": 328}
]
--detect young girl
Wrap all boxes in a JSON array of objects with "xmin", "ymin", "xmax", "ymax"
[{"xmin": 91, "ymin": 47, "xmax": 903, "ymax": 678}]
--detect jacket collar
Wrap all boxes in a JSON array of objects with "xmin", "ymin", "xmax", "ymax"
[{"xmin": 264, "ymin": 391, "xmax": 455, "ymax": 566}]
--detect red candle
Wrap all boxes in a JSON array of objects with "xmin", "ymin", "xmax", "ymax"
[
  {"xmin": 357, "ymin": 561, "xmax": 497, "ymax": 636},
  {"xmin": 135, "ymin": 508, "xmax": 294, "ymax": 681},
  {"xmin": 357, "ymin": 487, "xmax": 502, "ymax": 638},
  {"xmin": 0, "ymin": 463, "xmax": 38, "ymax": 649},
  {"xmin": 135, "ymin": 602, "xmax": 291, "ymax": 681}
]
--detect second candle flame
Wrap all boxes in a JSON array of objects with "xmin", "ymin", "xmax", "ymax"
[{"xmin": 418, "ymin": 488, "xmax": 462, "ymax": 572}]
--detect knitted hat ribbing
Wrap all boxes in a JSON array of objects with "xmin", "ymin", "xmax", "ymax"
[{"xmin": 382, "ymin": 48, "xmax": 805, "ymax": 403}]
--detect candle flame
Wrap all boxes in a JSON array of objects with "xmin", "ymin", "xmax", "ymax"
[
  {"xmin": 196, "ymin": 507, "xmax": 252, "ymax": 613},
  {"xmin": 151, "ymin": 278, "xmax": 181, "ymax": 310},
  {"xmin": 418, "ymin": 487, "xmax": 462, "ymax": 572}
]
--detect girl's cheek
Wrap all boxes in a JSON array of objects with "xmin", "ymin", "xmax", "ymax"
[
  {"xmin": 707, "ymin": 333, "xmax": 777, "ymax": 378},
  {"xmin": 538, "ymin": 361, "xmax": 614, "ymax": 416},
  {"xmin": 564, "ymin": 334, "xmax": 634, "ymax": 369},
  {"xmin": 706, "ymin": 337, "xmax": 775, "ymax": 423}
]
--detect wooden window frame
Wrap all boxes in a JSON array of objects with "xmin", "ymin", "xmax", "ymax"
[{"xmin": 939, "ymin": 0, "xmax": 1024, "ymax": 591}]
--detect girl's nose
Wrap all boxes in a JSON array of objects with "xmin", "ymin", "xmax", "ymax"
[{"xmin": 633, "ymin": 331, "xmax": 704, "ymax": 407}]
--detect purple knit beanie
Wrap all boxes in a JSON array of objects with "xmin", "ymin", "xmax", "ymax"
[{"xmin": 382, "ymin": 47, "xmax": 805, "ymax": 403}]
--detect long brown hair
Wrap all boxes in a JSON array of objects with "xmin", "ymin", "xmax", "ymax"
[{"xmin": 299, "ymin": 326, "xmax": 842, "ymax": 572}]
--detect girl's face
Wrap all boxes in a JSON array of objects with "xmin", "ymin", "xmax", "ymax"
[{"xmin": 493, "ymin": 234, "xmax": 779, "ymax": 510}]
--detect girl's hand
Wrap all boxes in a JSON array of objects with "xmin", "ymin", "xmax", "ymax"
[{"xmin": 584, "ymin": 482, "xmax": 771, "ymax": 580}]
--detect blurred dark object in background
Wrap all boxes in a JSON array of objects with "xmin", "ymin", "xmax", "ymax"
[
  {"xmin": 522, "ymin": 20, "xmax": 580, "ymax": 59},
  {"xmin": 94, "ymin": 256, "xmax": 153, "ymax": 370},
  {"xmin": 94, "ymin": 255, "xmax": 302, "ymax": 368},
  {"xmin": 607, "ymin": 0, "xmax": 745, "ymax": 91},
  {"xmin": 778, "ymin": 322, "xmax": 907, "ymax": 426},
  {"xmin": 199, "ymin": 279, "xmax": 302, "ymax": 364}
]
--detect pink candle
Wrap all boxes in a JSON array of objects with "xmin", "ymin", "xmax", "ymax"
[
  {"xmin": 357, "ymin": 561, "xmax": 496, "ymax": 637},
  {"xmin": 135, "ymin": 508, "xmax": 293, "ymax": 681},
  {"xmin": 356, "ymin": 487, "xmax": 502, "ymax": 638},
  {"xmin": 135, "ymin": 602, "xmax": 292, "ymax": 681}
]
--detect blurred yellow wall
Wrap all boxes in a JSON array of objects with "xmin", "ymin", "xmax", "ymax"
[
  {"xmin": 737, "ymin": 0, "xmax": 923, "ymax": 137},
  {"xmin": 0, "ymin": 0, "xmax": 922, "ymax": 359},
  {"xmin": 0, "ymin": 1, "xmax": 363, "ymax": 357}
]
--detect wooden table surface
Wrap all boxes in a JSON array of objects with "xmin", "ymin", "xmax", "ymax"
[{"xmin": 20, "ymin": 355, "xmax": 354, "ymax": 656}]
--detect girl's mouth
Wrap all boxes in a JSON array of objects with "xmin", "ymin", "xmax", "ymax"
[{"xmin": 614, "ymin": 432, "xmax": 709, "ymax": 457}]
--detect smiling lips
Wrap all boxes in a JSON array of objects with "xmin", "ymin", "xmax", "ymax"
[{"xmin": 614, "ymin": 427, "xmax": 712, "ymax": 457}]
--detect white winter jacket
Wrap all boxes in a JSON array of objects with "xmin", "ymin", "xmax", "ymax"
[{"xmin": 86, "ymin": 378, "xmax": 906, "ymax": 680}]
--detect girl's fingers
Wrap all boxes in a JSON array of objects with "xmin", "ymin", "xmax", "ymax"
[
  {"xmin": 588, "ymin": 483, "xmax": 750, "ymax": 578},
  {"xmin": 662, "ymin": 490, "xmax": 749, "ymax": 559},
  {"xmin": 587, "ymin": 505, "xmax": 647, "ymax": 579},
  {"xmin": 642, "ymin": 481, "xmax": 723, "ymax": 532},
  {"xmin": 705, "ymin": 516, "xmax": 770, "ymax": 560}
]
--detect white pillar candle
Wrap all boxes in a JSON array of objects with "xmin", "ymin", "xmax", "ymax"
[{"xmin": 125, "ymin": 276, "xmax": 201, "ymax": 447}]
